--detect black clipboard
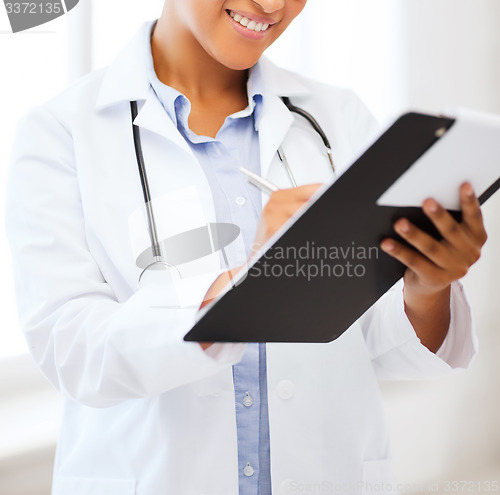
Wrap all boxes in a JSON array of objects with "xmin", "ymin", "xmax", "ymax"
[{"xmin": 184, "ymin": 112, "xmax": 500, "ymax": 343}]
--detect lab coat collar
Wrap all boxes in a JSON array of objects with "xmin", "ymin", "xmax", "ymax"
[
  {"xmin": 257, "ymin": 56, "xmax": 311, "ymax": 101},
  {"xmin": 95, "ymin": 22, "xmax": 153, "ymax": 110},
  {"xmin": 95, "ymin": 20, "xmax": 312, "ymax": 173},
  {"xmin": 256, "ymin": 57, "xmax": 311, "ymax": 178},
  {"xmin": 96, "ymin": 20, "xmax": 193, "ymax": 155}
]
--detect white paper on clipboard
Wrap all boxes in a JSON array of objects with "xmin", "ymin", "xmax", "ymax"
[{"xmin": 376, "ymin": 108, "xmax": 500, "ymax": 210}]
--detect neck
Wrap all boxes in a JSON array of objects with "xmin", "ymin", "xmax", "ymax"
[{"xmin": 151, "ymin": 15, "xmax": 247, "ymax": 101}]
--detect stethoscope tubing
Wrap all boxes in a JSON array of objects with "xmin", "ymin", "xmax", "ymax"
[
  {"xmin": 130, "ymin": 101, "xmax": 163, "ymax": 261},
  {"xmin": 281, "ymin": 96, "xmax": 335, "ymax": 173},
  {"xmin": 130, "ymin": 97, "xmax": 334, "ymax": 278}
]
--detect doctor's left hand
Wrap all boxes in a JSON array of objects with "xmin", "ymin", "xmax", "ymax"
[{"xmin": 380, "ymin": 182, "xmax": 488, "ymax": 351}]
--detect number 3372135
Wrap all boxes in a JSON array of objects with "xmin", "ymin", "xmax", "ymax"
[{"xmin": 5, "ymin": 3, "xmax": 62, "ymax": 14}]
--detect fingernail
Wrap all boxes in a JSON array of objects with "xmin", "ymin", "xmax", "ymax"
[
  {"xmin": 464, "ymin": 183, "xmax": 474, "ymax": 197},
  {"xmin": 396, "ymin": 219, "xmax": 410, "ymax": 234},
  {"xmin": 381, "ymin": 240, "xmax": 395, "ymax": 252},
  {"xmin": 425, "ymin": 199, "xmax": 439, "ymax": 213}
]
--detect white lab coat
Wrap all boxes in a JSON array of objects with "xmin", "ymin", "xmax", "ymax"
[{"xmin": 6, "ymin": 21, "xmax": 476, "ymax": 495}]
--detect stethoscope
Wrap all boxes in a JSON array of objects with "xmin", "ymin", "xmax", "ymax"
[
  {"xmin": 277, "ymin": 97, "xmax": 335, "ymax": 186},
  {"xmin": 130, "ymin": 97, "xmax": 335, "ymax": 284}
]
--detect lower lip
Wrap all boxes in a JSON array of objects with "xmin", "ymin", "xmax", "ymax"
[{"xmin": 226, "ymin": 11, "xmax": 271, "ymax": 40}]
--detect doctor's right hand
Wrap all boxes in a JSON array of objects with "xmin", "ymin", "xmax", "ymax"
[
  {"xmin": 199, "ymin": 184, "xmax": 323, "ymax": 350},
  {"xmin": 251, "ymin": 184, "xmax": 323, "ymax": 255}
]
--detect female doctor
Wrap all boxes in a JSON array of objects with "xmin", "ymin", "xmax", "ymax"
[{"xmin": 6, "ymin": 0, "xmax": 488, "ymax": 494}]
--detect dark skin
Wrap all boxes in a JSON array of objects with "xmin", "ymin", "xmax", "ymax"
[
  {"xmin": 151, "ymin": 35, "xmax": 249, "ymax": 137},
  {"xmin": 382, "ymin": 187, "xmax": 488, "ymax": 352},
  {"xmin": 152, "ymin": 0, "xmax": 488, "ymax": 352}
]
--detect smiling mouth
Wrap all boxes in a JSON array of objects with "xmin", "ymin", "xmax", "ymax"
[{"xmin": 226, "ymin": 10, "xmax": 271, "ymax": 33}]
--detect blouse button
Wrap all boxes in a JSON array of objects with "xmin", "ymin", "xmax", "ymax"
[
  {"xmin": 243, "ymin": 462, "xmax": 255, "ymax": 477},
  {"xmin": 235, "ymin": 196, "xmax": 246, "ymax": 206},
  {"xmin": 242, "ymin": 392, "xmax": 254, "ymax": 407}
]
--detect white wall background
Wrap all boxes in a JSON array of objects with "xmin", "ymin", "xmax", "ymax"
[
  {"xmin": 381, "ymin": 0, "xmax": 500, "ymax": 489},
  {"xmin": 1, "ymin": 1, "xmax": 499, "ymax": 493},
  {"xmin": 266, "ymin": 0, "xmax": 408, "ymax": 124}
]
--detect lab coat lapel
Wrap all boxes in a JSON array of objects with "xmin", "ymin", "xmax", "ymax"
[
  {"xmin": 94, "ymin": 20, "xmax": 215, "ymax": 240},
  {"xmin": 133, "ymin": 89, "xmax": 194, "ymax": 157},
  {"xmin": 256, "ymin": 57, "xmax": 311, "ymax": 180},
  {"xmin": 95, "ymin": 20, "xmax": 194, "ymax": 158},
  {"xmin": 258, "ymin": 94, "xmax": 294, "ymax": 180}
]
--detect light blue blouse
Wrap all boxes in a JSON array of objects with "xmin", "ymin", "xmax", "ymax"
[{"xmin": 145, "ymin": 32, "xmax": 272, "ymax": 495}]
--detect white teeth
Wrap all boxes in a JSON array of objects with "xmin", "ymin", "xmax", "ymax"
[{"xmin": 228, "ymin": 10, "xmax": 271, "ymax": 32}]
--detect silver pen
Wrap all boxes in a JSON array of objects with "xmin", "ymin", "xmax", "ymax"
[{"xmin": 240, "ymin": 167, "xmax": 280, "ymax": 194}]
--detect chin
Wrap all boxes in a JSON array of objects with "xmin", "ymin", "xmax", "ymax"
[
  {"xmin": 223, "ymin": 58, "xmax": 261, "ymax": 71},
  {"xmin": 203, "ymin": 38, "xmax": 267, "ymax": 71},
  {"xmin": 214, "ymin": 51, "xmax": 264, "ymax": 71}
]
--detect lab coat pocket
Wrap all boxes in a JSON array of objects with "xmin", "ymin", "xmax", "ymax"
[
  {"xmin": 52, "ymin": 477, "xmax": 136, "ymax": 495},
  {"xmin": 362, "ymin": 459, "xmax": 397, "ymax": 495}
]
